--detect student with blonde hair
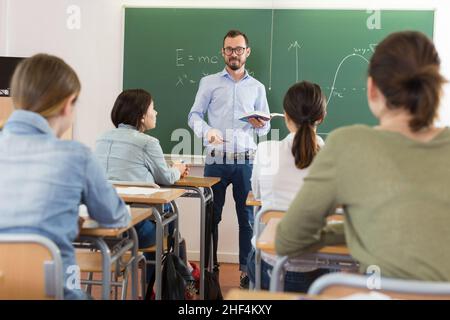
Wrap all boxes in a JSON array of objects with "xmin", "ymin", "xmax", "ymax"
[
  {"xmin": 0, "ymin": 54, "xmax": 130, "ymax": 299},
  {"xmin": 276, "ymin": 31, "xmax": 450, "ymax": 282}
]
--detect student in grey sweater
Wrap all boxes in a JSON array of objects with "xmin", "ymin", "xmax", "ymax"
[{"xmin": 276, "ymin": 31, "xmax": 450, "ymax": 282}]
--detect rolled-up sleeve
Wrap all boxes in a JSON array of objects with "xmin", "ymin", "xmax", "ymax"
[
  {"xmin": 255, "ymin": 85, "xmax": 271, "ymax": 136},
  {"xmin": 144, "ymin": 140, "xmax": 181, "ymax": 185},
  {"xmin": 188, "ymin": 78, "xmax": 212, "ymax": 139}
]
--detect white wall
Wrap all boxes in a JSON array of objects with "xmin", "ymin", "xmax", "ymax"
[
  {"xmin": 4, "ymin": 0, "xmax": 450, "ymax": 263},
  {"xmin": 0, "ymin": 0, "xmax": 8, "ymax": 55}
]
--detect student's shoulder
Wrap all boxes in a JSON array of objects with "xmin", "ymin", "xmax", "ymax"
[
  {"xmin": 139, "ymin": 133, "xmax": 163, "ymax": 152},
  {"xmin": 54, "ymin": 139, "xmax": 92, "ymax": 160},
  {"xmin": 256, "ymin": 138, "xmax": 282, "ymax": 154},
  {"xmin": 327, "ymin": 124, "xmax": 375, "ymax": 144}
]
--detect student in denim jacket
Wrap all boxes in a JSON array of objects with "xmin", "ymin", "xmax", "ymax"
[
  {"xmin": 95, "ymin": 89, "xmax": 188, "ymax": 292},
  {"xmin": 0, "ymin": 54, "xmax": 130, "ymax": 299}
]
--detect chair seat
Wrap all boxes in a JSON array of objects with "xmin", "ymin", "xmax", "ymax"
[
  {"xmin": 76, "ymin": 250, "xmax": 143, "ymax": 273},
  {"xmin": 138, "ymin": 236, "xmax": 169, "ymax": 253}
]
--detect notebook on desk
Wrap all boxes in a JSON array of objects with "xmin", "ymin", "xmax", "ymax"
[
  {"xmin": 78, "ymin": 204, "xmax": 131, "ymax": 219},
  {"xmin": 115, "ymin": 187, "xmax": 172, "ymax": 195}
]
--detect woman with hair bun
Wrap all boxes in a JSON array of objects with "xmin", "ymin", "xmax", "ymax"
[{"xmin": 276, "ymin": 31, "xmax": 450, "ymax": 282}]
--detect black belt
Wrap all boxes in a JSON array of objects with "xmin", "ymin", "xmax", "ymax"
[{"xmin": 210, "ymin": 150, "xmax": 254, "ymax": 160}]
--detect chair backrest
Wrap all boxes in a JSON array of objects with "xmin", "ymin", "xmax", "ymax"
[
  {"xmin": 0, "ymin": 234, "xmax": 64, "ymax": 300},
  {"xmin": 254, "ymin": 209, "xmax": 285, "ymax": 239},
  {"xmin": 308, "ymin": 272, "xmax": 450, "ymax": 300}
]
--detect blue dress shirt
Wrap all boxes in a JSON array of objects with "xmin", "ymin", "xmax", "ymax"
[{"xmin": 188, "ymin": 68, "xmax": 270, "ymax": 153}]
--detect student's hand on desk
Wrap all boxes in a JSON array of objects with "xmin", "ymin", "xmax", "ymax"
[
  {"xmin": 206, "ymin": 128, "xmax": 226, "ymax": 145},
  {"xmin": 248, "ymin": 117, "xmax": 266, "ymax": 129},
  {"xmin": 173, "ymin": 162, "xmax": 187, "ymax": 176},
  {"xmin": 181, "ymin": 165, "xmax": 190, "ymax": 178}
]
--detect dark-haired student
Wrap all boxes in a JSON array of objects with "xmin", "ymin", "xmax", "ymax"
[
  {"xmin": 95, "ymin": 89, "xmax": 188, "ymax": 294},
  {"xmin": 247, "ymin": 81, "xmax": 329, "ymax": 292},
  {"xmin": 0, "ymin": 54, "xmax": 130, "ymax": 299},
  {"xmin": 276, "ymin": 31, "xmax": 450, "ymax": 281}
]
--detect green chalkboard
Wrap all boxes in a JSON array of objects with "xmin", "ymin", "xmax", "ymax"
[{"xmin": 123, "ymin": 8, "xmax": 434, "ymax": 155}]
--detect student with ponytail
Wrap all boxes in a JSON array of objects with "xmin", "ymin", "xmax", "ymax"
[
  {"xmin": 276, "ymin": 31, "xmax": 450, "ymax": 282},
  {"xmin": 247, "ymin": 81, "xmax": 328, "ymax": 292}
]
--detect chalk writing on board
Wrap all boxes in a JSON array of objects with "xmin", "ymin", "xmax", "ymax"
[
  {"xmin": 176, "ymin": 48, "xmax": 220, "ymax": 67},
  {"xmin": 268, "ymin": 9, "xmax": 275, "ymax": 91},
  {"xmin": 327, "ymin": 53, "xmax": 370, "ymax": 105},
  {"xmin": 288, "ymin": 41, "xmax": 303, "ymax": 82},
  {"xmin": 353, "ymin": 44, "xmax": 377, "ymax": 55}
]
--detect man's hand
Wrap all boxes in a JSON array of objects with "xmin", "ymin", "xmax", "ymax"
[
  {"xmin": 206, "ymin": 128, "xmax": 226, "ymax": 145},
  {"xmin": 248, "ymin": 117, "xmax": 266, "ymax": 129}
]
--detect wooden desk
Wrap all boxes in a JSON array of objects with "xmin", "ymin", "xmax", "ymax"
[
  {"xmin": 256, "ymin": 217, "xmax": 358, "ymax": 292},
  {"xmin": 114, "ymin": 186, "xmax": 185, "ymax": 300},
  {"xmin": 256, "ymin": 217, "xmax": 349, "ymax": 255},
  {"xmin": 226, "ymin": 289, "xmax": 306, "ymax": 300},
  {"xmin": 162, "ymin": 176, "xmax": 221, "ymax": 300},
  {"xmin": 174, "ymin": 176, "xmax": 220, "ymax": 188},
  {"xmin": 246, "ymin": 191, "xmax": 262, "ymax": 207},
  {"xmin": 117, "ymin": 188, "xmax": 186, "ymax": 204},
  {"xmin": 225, "ymin": 289, "xmax": 344, "ymax": 300},
  {"xmin": 80, "ymin": 207, "xmax": 152, "ymax": 237},
  {"xmin": 77, "ymin": 207, "xmax": 152, "ymax": 300}
]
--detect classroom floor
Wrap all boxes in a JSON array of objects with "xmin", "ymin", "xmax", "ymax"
[{"xmin": 83, "ymin": 262, "xmax": 241, "ymax": 300}]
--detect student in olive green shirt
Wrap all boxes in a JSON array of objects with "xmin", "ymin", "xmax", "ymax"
[{"xmin": 276, "ymin": 31, "xmax": 450, "ymax": 282}]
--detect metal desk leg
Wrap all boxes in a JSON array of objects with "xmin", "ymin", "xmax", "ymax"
[
  {"xmin": 129, "ymin": 226, "xmax": 139, "ymax": 300},
  {"xmin": 152, "ymin": 206, "xmax": 164, "ymax": 300},
  {"xmin": 83, "ymin": 237, "xmax": 112, "ymax": 300},
  {"xmin": 166, "ymin": 185, "xmax": 213, "ymax": 300},
  {"xmin": 171, "ymin": 200, "xmax": 180, "ymax": 257},
  {"xmin": 200, "ymin": 186, "xmax": 214, "ymax": 299},
  {"xmin": 253, "ymin": 208, "xmax": 264, "ymax": 290},
  {"xmin": 269, "ymin": 256, "xmax": 289, "ymax": 292}
]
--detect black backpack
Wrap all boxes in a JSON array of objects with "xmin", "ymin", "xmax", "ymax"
[{"xmin": 161, "ymin": 252, "xmax": 195, "ymax": 300}]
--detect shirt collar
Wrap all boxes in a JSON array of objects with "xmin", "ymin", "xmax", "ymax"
[
  {"xmin": 4, "ymin": 110, "xmax": 55, "ymax": 136},
  {"xmin": 220, "ymin": 68, "xmax": 250, "ymax": 81},
  {"xmin": 118, "ymin": 123, "xmax": 138, "ymax": 131}
]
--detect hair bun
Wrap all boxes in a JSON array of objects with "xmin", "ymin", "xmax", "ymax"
[{"xmin": 402, "ymin": 65, "xmax": 440, "ymax": 91}]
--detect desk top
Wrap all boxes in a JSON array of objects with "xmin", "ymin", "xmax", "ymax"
[
  {"xmin": 79, "ymin": 207, "xmax": 152, "ymax": 237},
  {"xmin": 256, "ymin": 217, "xmax": 349, "ymax": 255},
  {"xmin": 174, "ymin": 176, "xmax": 221, "ymax": 188},
  {"xmin": 117, "ymin": 188, "xmax": 186, "ymax": 204},
  {"xmin": 246, "ymin": 191, "xmax": 262, "ymax": 207},
  {"xmin": 226, "ymin": 289, "xmax": 306, "ymax": 300}
]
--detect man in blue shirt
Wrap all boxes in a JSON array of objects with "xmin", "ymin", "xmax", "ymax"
[{"xmin": 188, "ymin": 30, "xmax": 270, "ymax": 287}]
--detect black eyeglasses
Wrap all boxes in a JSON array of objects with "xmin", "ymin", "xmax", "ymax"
[{"xmin": 223, "ymin": 46, "xmax": 247, "ymax": 56}]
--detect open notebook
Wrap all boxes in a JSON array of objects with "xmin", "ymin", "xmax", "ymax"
[
  {"xmin": 239, "ymin": 111, "xmax": 284, "ymax": 122},
  {"xmin": 115, "ymin": 187, "xmax": 172, "ymax": 195},
  {"xmin": 78, "ymin": 204, "xmax": 131, "ymax": 219}
]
